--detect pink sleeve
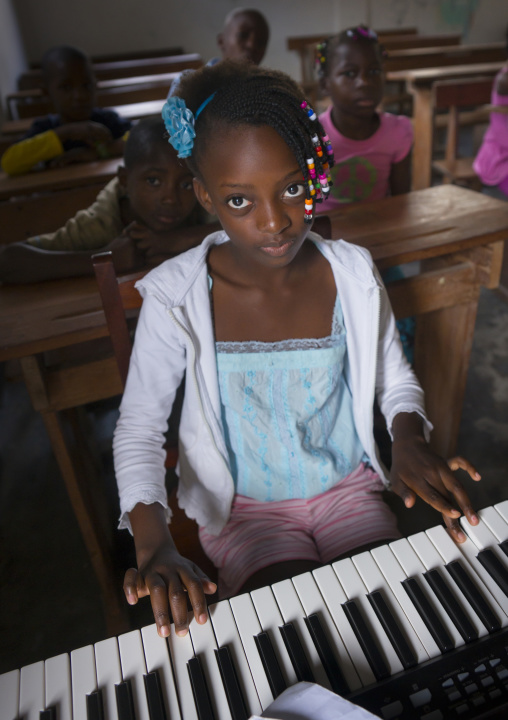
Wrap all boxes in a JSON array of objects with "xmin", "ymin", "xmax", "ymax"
[{"xmin": 392, "ymin": 116, "xmax": 413, "ymax": 164}]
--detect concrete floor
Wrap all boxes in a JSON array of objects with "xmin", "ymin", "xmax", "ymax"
[{"xmin": 1, "ymin": 283, "xmax": 507, "ymax": 678}]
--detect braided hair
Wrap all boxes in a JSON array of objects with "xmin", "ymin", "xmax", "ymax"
[
  {"xmin": 316, "ymin": 25, "xmax": 383, "ymax": 80},
  {"xmin": 174, "ymin": 61, "xmax": 334, "ymax": 222}
]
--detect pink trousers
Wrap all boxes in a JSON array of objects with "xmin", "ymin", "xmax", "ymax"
[{"xmin": 199, "ymin": 463, "xmax": 401, "ymax": 598}]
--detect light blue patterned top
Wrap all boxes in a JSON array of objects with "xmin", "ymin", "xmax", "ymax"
[{"xmin": 215, "ymin": 292, "xmax": 366, "ymax": 501}]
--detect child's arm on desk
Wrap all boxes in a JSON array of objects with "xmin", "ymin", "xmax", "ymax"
[
  {"xmin": 0, "ymin": 234, "xmax": 139, "ymax": 283},
  {"xmin": 1, "ymin": 122, "xmax": 113, "ymax": 176},
  {"xmin": 125, "ymin": 502, "xmax": 217, "ymax": 638},
  {"xmin": 125, "ymin": 220, "xmax": 222, "ymax": 266},
  {"xmin": 389, "ymin": 412, "xmax": 481, "ymax": 543}
]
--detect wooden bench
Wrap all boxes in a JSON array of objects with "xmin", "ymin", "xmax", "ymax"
[
  {"xmin": 9, "ymin": 71, "xmax": 178, "ymax": 120},
  {"xmin": 0, "ymin": 183, "xmax": 104, "ymax": 244},
  {"xmin": 384, "ymin": 42, "xmax": 507, "ymax": 74},
  {"xmin": 17, "ymin": 53, "xmax": 202, "ymax": 90}
]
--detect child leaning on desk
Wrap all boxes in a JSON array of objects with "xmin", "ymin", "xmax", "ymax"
[
  {"xmin": 1, "ymin": 45, "xmax": 131, "ymax": 176},
  {"xmin": 112, "ymin": 61, "xmax": 482, "ymax": 640},
  {"xmin": 0, "ymin": 117, "xmax": 218, "ymax": 283}
]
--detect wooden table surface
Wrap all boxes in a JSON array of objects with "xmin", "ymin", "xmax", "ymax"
[
  {"xmin": 387, "ymin": 62, "xmax": 504, "ymax": 191},
  {"xmin": 1, "ymin": 184, "xmax": 506, "ymax": 363},
  {"xmin": 0, "ymin": 157, "xmax": 122, "ymax": 201}
]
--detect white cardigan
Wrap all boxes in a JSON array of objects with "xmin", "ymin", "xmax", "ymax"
[{"xmin": 113, "ymin": 231, "xmax": 431, "ymax": 535}]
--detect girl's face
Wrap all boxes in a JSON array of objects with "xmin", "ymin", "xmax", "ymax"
[
  {"xmin": 193, "ymin": 124, "xmax": 310, "ymax": 268},
  {"xmin": 325, "ymin": 41, "xmax": 384, "ymax": 118}
]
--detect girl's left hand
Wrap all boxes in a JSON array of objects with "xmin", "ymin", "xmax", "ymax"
[{"xmin": 389, "ymin": 438, "xmax": 481, "ymax": 543}]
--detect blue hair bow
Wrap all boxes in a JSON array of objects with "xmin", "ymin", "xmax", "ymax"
[{"xmin": 162, "ymin": 97, "xmax": 196, "ymax": 158}]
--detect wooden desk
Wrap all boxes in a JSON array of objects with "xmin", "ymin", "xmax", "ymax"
[
  {"xmin": 0, "ymin": 157, "xmax": 121, "ymax": 202},
  {"xmin": 383, "ymin": 42, "xmax": 506, "ymax": 73},
  {"xmin": 387, "ymin": 62, "xmax": 504, "ymax": 190},
  {"xmin": 1, "ymin": 185, "xmax": 505, "ymax": 631}
]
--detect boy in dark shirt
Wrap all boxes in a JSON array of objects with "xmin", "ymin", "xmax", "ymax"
[{"xmin": 1, "ymin": 46, "xmax": 131, "ymax": 175}]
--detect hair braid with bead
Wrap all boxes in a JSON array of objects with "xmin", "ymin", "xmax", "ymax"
[{"xmin": 174, "ymin": 61, "xmax": 334, "ymax": 222}]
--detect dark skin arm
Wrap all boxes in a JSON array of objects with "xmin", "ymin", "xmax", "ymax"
[
  {"xmin": 389, "ymin": 412, "xmax": 481, "ymax": 542},
  {"xmin": 125, "ymin": 220, "xmax": 221, "ymax": 267},
  {"xmin": 495, "ymin": 64, "xmax": 508, "ymax": 96},
  {"xmin": 0, "ymin": 234, "xmax": 140, "ymax": 284},
  {"xmin": 124, "ymin": 502, "xmax": 216, "ymax": 637},
  {"xmin": 389, "ymin": 152, "xmax": 412, "ymax": 196}
]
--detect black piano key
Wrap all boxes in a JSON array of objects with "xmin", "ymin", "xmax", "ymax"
[
  {"xmin": 477, "ymin": 549, "xmax": 508, "ymax": 597},
  {"xmin": 367, "ymin": 590, "xmax": 418, "ymax": 669},
  {"xmin": 187, "ymin": 656, "xmax": 215, "ymax": 720},
  {"xmin": 424, "ymin": 568, "xmax": 478, "ymax": 643},
  {"xmin": 342, "ymin": 599, "xmax": 390, "ymax": 681},
  {"xmin": 402, "ymin": 577, "xmax": 454, "ymax": 653},
  {"xmin": 143, "ymin": 671, "xmax": 167, "ymax": 720},
  {"xmin": 254, "ymin": 631, "xmax": 287, "ymax": 698},
  {"xmin": 86, "ymin": 690, "xmax": 104, "ymax": 720},
  {"xmin": 39, "ymin": 709, "xmax": 57, "ymax": 720},
  {"xmin": 500, "ymin": 539, "xmax": 508, "ymax": 559},
  {"xmin": 446, "ymin": 560, "xmax": 501, "ymax": 633},
  {"xmin": 304, "ymin": 613, "xmax": 350, "ymax": 694},
  {"xmin": 279, "ymin": 622, "xmax": 315, "ymax": 683},
  {"xmin": 215, "ymin": 646, "xmax": 249, "ymax": 720},
  {"xmin": 115, "ymin": 681, "xmax": 136, "ymax": 720}
]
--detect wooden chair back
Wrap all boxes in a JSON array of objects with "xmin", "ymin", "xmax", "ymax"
[
  {"xmin": 431, "ymin": 76, "xmax": 494, "ymax": 187},
  {"xmin": 92, "ymin": 250, "xmax": 217, "ymax": 581}
]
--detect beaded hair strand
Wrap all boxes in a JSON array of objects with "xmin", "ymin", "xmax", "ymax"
[{"xmin": 171, "ymin": 61, "xmax": 335, "ymax": 223}]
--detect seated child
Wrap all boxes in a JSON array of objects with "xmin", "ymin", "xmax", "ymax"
[
  {"xmin": 1, "ymin": 46, "xmax": 131, "ymax": 176},
  {"xmin": 315, "ymin": 26, "xmax": 412, "ymax": 208},
  {"xmin": 0, "ymin": 117, "xmax": 218, "ymax": 283},
  {"xmin": 316, "ymin": 26, "xmax": 414, "ymax": 361},
  {"xmin": 473, "ymin": 60, "xmax": 508, "ymax": 198},
  {"xmin": 168, "ymin": 8, "xmax": 270, "ymax": 97},
  {"xmin": 113, "ymin": 61, "xmax": 481, "ymax": 639}
]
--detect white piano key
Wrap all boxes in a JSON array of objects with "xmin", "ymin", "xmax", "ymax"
[
  {"xmin": 408, "ymin": 531, "xmax": 487, "ymax": 638},
  {"xmin": 371, "ymin": 544, "xmax": 441, "ymax": 658},
  {"xmin": 45, "ymin": 653, "xmax": 72, "ymax": 720},
  {"xmin": 453, "ymin": 532, "xmax": 508, "ymax": 614},
  {"xmin": 208, "ymin": 599, "xmax": 262, "ymax": 717},
  {"xmin": 188, "ymin": 613, "xmax": 233, "ymax": 720},
  {"xmin": 460, "ymin": 515, "xmax": 508, "ymax": 568},
  {"xmin": 426, "ymin": 524, "xmax": 507, "ymax": 626},
  {"xmin": 118, "ymin": 630, "xmax": 150, "ymax": 720},
  {"xmin": 480, "ymin": 506, "xmax": 508, "ymax": 542},
  {"xmin": 332, "ymin": 557, "xmax": 404, "ymax": 676},
  {"xmin": 352, "ymin": 551, "xmax": 429, "ymax": 664},
  {"xmin": 313, "ymin": 564, "xmax": 376, "ymax": 686},
  {"xmin": 229, "ymin": 592, "xmax": 274, "ymax": 709},
  {"xmin": 291, "ymin": 571, "xmax": 363, "ymax": 691},
  {"xmin": 0, "ymin": 669, "xmax": 19, "ymax": 720},
  {"xmin": 271, "ymin": 578, "xmax": 331, "ymax": 690},
  {"xmin": 141, "ymin": 623, "xmax": 182, "ymax": 720},
  {"xmin": 94, "ymin": 636, "xmax": 122, "ymax": 720},
  {"xmin": 250, "ymin": 585, "xmax": 298, "ymax": 687},
  {"xmin": 70, "ymin": 645, "xmax": 97, "ymax": 720},
  {"xmin": 495, "ymin": 500, "xmax": 508, "ymax": 525},
  {"xmin": 19, "ymin": 661, "xmax": 44, "ymax": 720},
  {"xmin": 167, "ymin": 620, "xmax": 199, "ymax": 720},
  {"xmin": 389, "ymin": 538, "xmax": 464, "ymax": 648}
]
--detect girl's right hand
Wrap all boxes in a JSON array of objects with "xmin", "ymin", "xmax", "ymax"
[{"xmin": 123, "ymin": 543, "xmax": 217, "ymax": 638}]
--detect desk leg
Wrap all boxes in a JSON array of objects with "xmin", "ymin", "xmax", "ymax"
[
  {"xmin": 414, "ymin": 291, "xmax": 479, "ymax": 459},
  {"xmin": 410, "ymin": 85, "xmax": 433, "ymax": 191},
  {"xmin": 19, "ymin": 356, "xmax": 128, "ymax": 637}
]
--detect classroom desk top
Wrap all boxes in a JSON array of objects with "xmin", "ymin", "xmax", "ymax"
[
  {"xmin": 0, "ymin": 157, "xmax": 122, "ymax": 201},
  {"xmin": 387, "ymin": 60, "xmax": 505, "ymax": 86},
  {"xmin": 1, "ymin": 184, "xmax": 507, "ymax": 363}
]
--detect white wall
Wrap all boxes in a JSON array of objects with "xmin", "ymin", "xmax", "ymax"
[
  {"xmin": 11, "ymin": 0, "xmax": 508, "ymax": 82},
  {"xmin": 0, "ymin": 0, "xmax": 27, "ymax": 122}
]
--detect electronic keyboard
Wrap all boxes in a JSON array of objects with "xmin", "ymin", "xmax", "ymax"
[{"xmin": 2, "ymin": 501, "xmax": 508, "ymax": 720}]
